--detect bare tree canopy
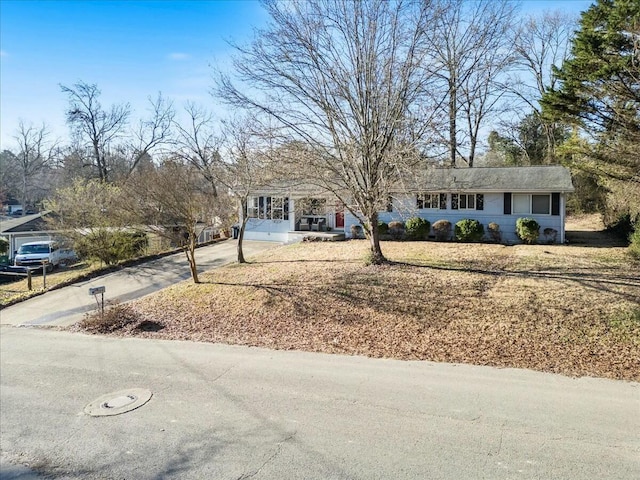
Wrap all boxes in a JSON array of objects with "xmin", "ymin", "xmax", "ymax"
[
  {"xmin": 126, "ymin": 93, "xmax": 175, "ymax": 175},
  {"xmin": 507, "ymin": 10, "xmax": 577, "ymax": 163},
  {"xmin": 61, "ymin": 81, "xmax": 130, "ymax": 182},
  {"xmin": 218, "ymin": 0, "xmax": 442, "ymax": 264},
  {"xmin": 172, "ymin": 103, "xmax": 223, "ymax": 196},
  {"xmin": 427, "ymin": 0, "xmax": 517, "ymax": 167},
  {"xmin": 125, "ymin": 159, "xmax": 226, "ymax": 283},
  {"xmin": 13, "ymin": 121, "xmax": 59, "ymax": 213}
]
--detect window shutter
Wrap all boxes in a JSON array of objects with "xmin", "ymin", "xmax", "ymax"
[
  {"xmin": 451, "ymin": 194, "xmax": 459, "ymax": 210},
  {"xmin": 504, "ymin": 193, "xmax": 511, "ymax": 215},
  {"xmin": 284, "ymin": 197, "xmax": 289, "ymax": 220},
  {"xmin": 439, "ymin": 193, "xmax": 447, "ymax": 210},
  {"xmin": 551, "ymin": 193, "xmax": 560, "ymax": 216},
  {"xmin": 476, "ymin": 194, "xmax": 484, "ymax": 211},
  {"xmin": 259, "ymin": 196, "xmax": 265, "ymax": 219}
]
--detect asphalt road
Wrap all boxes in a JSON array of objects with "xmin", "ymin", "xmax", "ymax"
[
  {"xmin": 0, "ymin": 240, "xmax": 277, "ymax": 328},
  {"xmin": 1, "ymin": 327, "xmax": 638, "ymax": 480}
]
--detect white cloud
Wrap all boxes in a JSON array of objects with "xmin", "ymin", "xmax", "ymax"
[{"xmin": 168, "ymin": 52, "xmax": 190, "ymax": 61}]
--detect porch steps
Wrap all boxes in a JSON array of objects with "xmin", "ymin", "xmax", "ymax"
[{"xmin": 286, "ymin": 231, "xmax": 346, "ymax": 244}]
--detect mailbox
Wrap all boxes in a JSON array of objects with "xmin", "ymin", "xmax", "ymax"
[{"xmin": 89, "ymin": 286, "xmax": 106, "ymax": 295}]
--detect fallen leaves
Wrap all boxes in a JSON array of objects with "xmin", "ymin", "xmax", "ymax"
[{"xmin": 76, "ymin": 240, "xmax": 640, "ymax": 381}]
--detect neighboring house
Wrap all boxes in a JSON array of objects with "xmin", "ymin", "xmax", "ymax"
[
  {"xmin": 242, "ymin": 165, "xmax": 574, "ymax": 244},
  {"xmin": 0, "ymin": 212, "xmax": 56, "ymax": 259},
  {"xmin": 1, "ymin": 199, "xmax": 23, "ymax": 215}
]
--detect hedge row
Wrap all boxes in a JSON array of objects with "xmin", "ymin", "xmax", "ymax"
[{"xmin": 350, "ymin": 217, "xmax": 548, "ymax": 244}]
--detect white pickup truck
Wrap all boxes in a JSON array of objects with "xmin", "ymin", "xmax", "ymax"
[{"xmin": 14, "ymin": 241, "xmax": 64, "ymax": 272}]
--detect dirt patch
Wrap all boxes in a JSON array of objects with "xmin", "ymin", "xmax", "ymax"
[
  {"xmin": 565, "ymin": 213, "xmax": 627, "ymax": 247},
  {"xmin": 74, "ymin": 239, "xmax": 640, "ymax": 381}
]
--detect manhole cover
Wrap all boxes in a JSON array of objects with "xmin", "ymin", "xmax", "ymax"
[{"xmin": 84, "ymin": 388, "xmax": 152, "ymax": 417}]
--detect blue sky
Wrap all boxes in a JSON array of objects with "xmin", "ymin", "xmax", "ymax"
[{"xmin": 1, "ymin": 0, "xmax": 593, "ymax": 150}]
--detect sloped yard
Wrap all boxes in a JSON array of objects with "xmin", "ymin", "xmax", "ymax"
[{"xmin": 77, "ymin": 231, "xmax": 640, "ymax": 381}]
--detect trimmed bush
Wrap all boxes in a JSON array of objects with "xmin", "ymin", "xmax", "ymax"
[
  {"xmin": 516, "ymin": 217, "xmax": 540, "ymax": 244},
  {"xmin": 377, "ymin": 221, "xmax": 389, "ymax": 235},
  {"xmin": 432, "ymin": 219, "xmax": 452, "ymax": 241},
  {"xmin": 350, "ymin": 224, "xmax": 364, "ymax": 239},
  {"xmin": 454, "ymin": 219, "xmax": 484, "ymax": 242},
  {"xmin": 488, "ymin": 222, "xmax": 501, "ymax": 243},
  {"xmin": 405, "ymin": 217, "xmax": 430, "ymax": 240},
  {"xmin": 388, "ymin": 221, "xmax": 405, "ymax": 240}
]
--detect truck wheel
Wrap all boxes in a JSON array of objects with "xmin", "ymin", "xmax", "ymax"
[{"xmin": 46, "ymin": 263, "xmax": 54, "ymax": 273}]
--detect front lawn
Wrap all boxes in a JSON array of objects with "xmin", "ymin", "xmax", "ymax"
[{"xmin": 77, "ymin": 239, "xmax": 640, "ymax": 381}]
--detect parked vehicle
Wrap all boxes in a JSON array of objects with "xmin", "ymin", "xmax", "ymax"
[{"xmin": 14, "ymin": 241, "xmax": 64, "ymax": 272}]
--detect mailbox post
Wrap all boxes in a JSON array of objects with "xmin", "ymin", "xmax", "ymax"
[
  {"xmin": 41, "ymin": 260, "xmax": 49, "ymax": 289},
  {"xmin": 89, "ymin": 286, "xmax": 106, "ymax": 316}
]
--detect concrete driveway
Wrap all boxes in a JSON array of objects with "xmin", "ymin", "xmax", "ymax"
[
  {"xmin": 0, "ymin": 240, "xmax": 277, "ymax": 328},
  {"xmin": 1, "ymin": 327, "xmax": 638, "ymax": 480}
]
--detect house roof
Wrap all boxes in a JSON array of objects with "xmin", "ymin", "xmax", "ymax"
[
  {"xmin": 0, "ymin": 212, "xmax": 53, "ymax": 234},
  {"xmin": 407, "ymin": 165, "xmax": 574, "ymax": 193},
  {"xmin": 249, "ymin": 165, "xmax": 574, "ymax": 196}
]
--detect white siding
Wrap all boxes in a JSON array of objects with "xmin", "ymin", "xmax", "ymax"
[{"xmin": 344, "ymin": 192, "xmax": 566, "ymax": 244}]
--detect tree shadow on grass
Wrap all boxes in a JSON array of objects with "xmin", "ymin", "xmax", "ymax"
[{"xmin": 390, "ymin": 260, "xmax": 640, "ymax": 303}]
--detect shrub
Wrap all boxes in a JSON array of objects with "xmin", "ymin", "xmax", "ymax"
[
  {"xmin": 488, "ymin": 222, "xmax": 501, "ymax": 243},
  {"xmin": 454, "ymin": 219, "xmax": 484, "ymax": 242},
  {"xmin": 629, "ymin": 228, "xmax": 640, "ymax": 261},
  {"xmin": 75, "ymin": 229, "xmax": 149, "ymax": 265},
  {"xmin": 350, "ymin": 224, "xmax": 364, "ymax": 239},
  {"xmin": 405, "ymin": 217, "xmax": 430, "ymax": 240},
  {"xmin": 377, "ymin": 221, "xmax": 389, "ymax": 235},
  {"xmin": 78, "ymin": 302, "xmax": 141, "ymax": 333},
  {"xmin": 0, "ymin": 237, "xmax": 8, "ymax": 255},
  {"xmin": 432, "ymin": 219, "xmax": 452, "ymax": 241},
  {"xmin": 516, "ymin": 218, "xmax": 540, "ymax": 244},
  {"xmin": 388, "ymin": 221, "xmax": 405, "ymax": 240},
  {"xmin": 605, "ymin": 212, "xmax": 635, "ymax": 241}
]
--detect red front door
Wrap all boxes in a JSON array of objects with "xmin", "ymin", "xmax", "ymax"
[{"xmin": 335, "ymin": 205, "xmax": 345, "ymax": 228}]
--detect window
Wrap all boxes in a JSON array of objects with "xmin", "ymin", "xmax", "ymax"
[
  {"xmin": 459, "ymin": 194, "xmax": 475, "ymax": 210},
  {"xmin": 247, "ymin": 197, "xmax": 259, "ymax": 218},
  {"xmin": 301, "ymin": 198, "xmax": 326, "ymax": 216},
  {"xmin": 247, "ymin": 196, "xmax": 289, "ymax": 220},
  {"xmin": 272, "ymin": 197, "xmax": 286, "ymax": 219},
  {"xmin": 386, "ymin": 196, "xmax": 393, "ymax": 213},
  {"xmin": 532, "ymin": 195, "xmax": 550, "ymax": 214},
  {"xmin": 512, "ymin": 194, "xmax": 550, "ymax": 215},
  {"xmin": 452, "ymin": 193, "xmax": 484, "ymax": 210},
  {"xmin": 416, "ymin": 193, "xmax": 441, "ymax": 209}
]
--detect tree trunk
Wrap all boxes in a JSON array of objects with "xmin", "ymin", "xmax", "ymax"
[
  {"xmin": 237, "ymin": 198, "xmax": 247, "ymax": 264},
  {"xmin": 365, "ymin": 213, "xmax": 386, "ymax": 265},
  {"xmin": 185, "ymin": 235, "xmax": 199, "ymax": 283},
  {"xmin": 449, "ymin": 78, "xmax": 457, "ymax": 167}
]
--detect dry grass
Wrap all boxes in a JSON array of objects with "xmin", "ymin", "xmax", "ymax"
[
  {"xmin": 0, "ymin": 262, "xmax": 103, "ymax": 307},
  {"xmin": 76, "ymin": 235, "xmax": 640, "ymax": 381}
]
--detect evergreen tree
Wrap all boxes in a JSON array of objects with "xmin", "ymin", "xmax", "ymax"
[{"xmin": 542, "ymin": 0, "xmax": 640, "ymax": 182}]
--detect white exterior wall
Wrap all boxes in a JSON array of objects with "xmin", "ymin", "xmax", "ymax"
[
  {"xmin": 243, "ymin": 218, "xmax": 293, "ymax": 243},
  {"xmin": 344, "ymin": 192, "xmax": 567, "ymax": 244}
]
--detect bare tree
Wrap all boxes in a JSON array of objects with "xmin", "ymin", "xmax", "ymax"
[
  {"xmin": 172, "ymin": 103, "xmax": 223, "ymax": 197},
  {"xmin": 218, "ymin": 0, "xmax": 441, "ymax": 264},
  {"xmin": 218, "ymin": 116, "xmax": 279, "ymax": 263},
  {"xmin": 125, "ymin": 93, "xmax": 175, "ymax": 176},
  {"xmin": 13, "ymin": 121, "xmax": 59, "ymax": 214},
  {"xmin": 126, "ymin": 159, "xmax": 225, "ymax": 283},
  {"xmin": 61, "ymin": 81, "xmax": 130, "ymax": 182},
  {"xmin": 427, "ymin": 0, "xmax": 517, "ymax": 166},
  {"xmin": 508, "ymin": 10, "xmax": 576, "ymax": 163}
]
